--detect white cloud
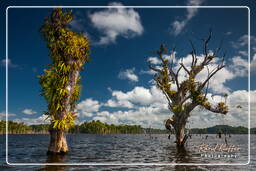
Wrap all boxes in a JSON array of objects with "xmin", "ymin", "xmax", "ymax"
[
  {"xmin": 1, "ymin": 59, "xmax": 17, "ymax": 68},
  {"xmin": 231, "ymin": 35, "xmax": 256, "ymax": 49},
  {"xmin": 229, "ymin": 56, "xmax": 248, "ymax": 77},
  {"xmin": 238, "ymin": 50, "xmax": 248, "ymax": 56},
  {"xmin": 97, "ymin": 84, "xmax": 254, "ymax": 129},
  {"xmin": 89, "ymin": 2, "xmax": 143, "ymax": 45},
  {"xmin": 141, "ymin": 55, "xmax": 176, "ymax": 75},
  {"xmin": 118, "ymin": 68, "xmax": 139, "ymax": 82},
  {"xmin": 227, "ymin": 54, "xmax": 256, "ymax": 75},
  {"xmin": 4, "ymin": 89, "xmax": 254, "ymax": 129},
  {"xmin": 171, "ymin": 0, "xmax": 205, "ymax": 35},
  {"xmin": 105, "ymin": 99, "xmax": 134, "ymax": 108},
  {"xmin": 22, "ymin": 109, "xmax": 37, "ymax": 115},
  {"xmin": 76, "ymin": 98, "xmax": 101, "ymax": 117},
  {"xmin": 13, "ymin": 114, "xmax": 50, "ymax": 125},
  {"xmin": 140, "ymin": 69, "xmax": 156, "ymax": 75},
  {"xmin": 105, "ymin": 86, "xmax": 166, "ymax": 108},
  {"xmin": 188, "ymin": 90, "xmax": 253, "ymax": 128},
  {"xmin": 93, "ymin": 106, "xmax": 169, "ymax": 128},
  {"xmin": 147, "ymin": 57, "xmax": 161, "ymax": 65},
  {"xmin": 96, "ymin": 87, "xmax": 169, "ymax": 128},
  {"xmin": 0, "ymin": 111, "xmax": 16, "ymax": 120}
]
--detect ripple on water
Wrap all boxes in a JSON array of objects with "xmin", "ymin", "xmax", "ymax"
[{"xmin": 0, "ymin": 134, "xmax": 254, "ymax": 170}]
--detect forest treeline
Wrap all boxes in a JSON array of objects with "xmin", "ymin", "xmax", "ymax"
[
  {"xmin": 0, "ymin": 120, "xmax": 255, "ymax": 134},
  {"xmin": 190, "ymin": 125, "xmax": 252, "ymax": 134},
  {"xmin": 0, "ymin": 120, "xmax": 166, "ymax": 134}
]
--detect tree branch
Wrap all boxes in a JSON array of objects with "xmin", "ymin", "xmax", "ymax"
[
  {"xmin": 189, "ymin": 39, "xmax": 197, "ymax": 67},
  {"xmin": 180, "ymin": 63, "xmax": 190, "ymax": 75},
  {"xmin": 204, "ymin": 29, "xmax": 212, "ymax": 57},
  {"xmin": 149, "ymin": 64, "xmax": 162, "ymax": 73},
  {"xmin": 204, "ymin": 66, "xmax": 210, "ymax": 99},
  {"xmin": 200, "ymin": 65, "xmax": 224, "ymax": 89},
  {"xmin": 155, "ymin": 79, "xmax": 173, "ymax": 107},
  {"xmin": 202, "ymin": 104, "xmax": 228, "ymax": 114}
]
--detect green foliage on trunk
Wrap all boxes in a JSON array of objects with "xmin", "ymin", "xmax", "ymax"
[{"xmin": 39, "ymin": 8, "xmax": 90, "ymax": 131}]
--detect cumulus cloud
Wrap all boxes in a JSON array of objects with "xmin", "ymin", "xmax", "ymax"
[
  {"xmin": 89, "ymin": 2, "xmax": 143, "ymax": 45},
  {"xmin": 97, "ymin": 84, "xmax": 253, "ymax": 128},
  {"xmin": 22, "ymin": 109, "xmax": 37, "ymax": 115},
  {"xmin": 229, "ymin": 56, "xmax": 248, "ymax": 77},
  {"xmin": 105, "ymin": 86, "xmax": 167, "ymax": 108},
  {"xmin": 147, "ymin": 57, "xmax": 161, "ymax": 65},
  {"xmin": 171, "ymin": 0, "xmax": 205, "ymax": 35},
  {"xmin": 188, "ymin": 90, "xmax": 253, "ymax": 128},
  {"xmin": 227, "ymin": 53, "xmax": 256, "ymax": 75},
  {"xmin": 93, "ymin": 106, "xmax": 170, "ymax": 128},
  {"xmin": 13, "ymin": 114, "xmax": 50, "ymax": 125},
  {"xmin": 76, "ymin": 98, "xmax": 101, "ymax": 117},
  {"xmin": 105, "ymin": 99, "xmax": 134, "ymax": 108},
  {"xmin": 118, "ymin": 68, "xmax": 139, "ymax": 82},
  {"xmin": 97, "ymin": 86, "xmax": 169, "ymax": 127}
]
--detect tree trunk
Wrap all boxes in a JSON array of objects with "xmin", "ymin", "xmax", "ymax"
[
  {"xmin": 170, "ymin": 113, "xmax": 189, "ymax": 148},
  {"xmin": 47, "ymin": 129, "xmax": 68, "ymax": 155},
  {"xmin": 175, "ymin": 123, "xmax": 188, "ymax": 147},
  {"xmin": 47, "ymin": 62, "xmax": 78, "ymax": 155}
]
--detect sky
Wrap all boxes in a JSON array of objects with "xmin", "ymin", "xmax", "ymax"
[{"xmin": 0, "ymin": 0, "xmax": 256, "ymax": 129}]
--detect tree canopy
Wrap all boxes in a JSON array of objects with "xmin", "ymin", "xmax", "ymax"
[
  {"xmin": 39, "ymin": 8, "xmax": 90, "ymax": 131},
  {"xmin": 149, "ymin": 33, "xmax": 229, "ymax": 118}
]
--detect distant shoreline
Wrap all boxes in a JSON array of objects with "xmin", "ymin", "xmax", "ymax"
[{"xmin": 1, "ymin": 120, "xmax": 255, "ymax": 134}]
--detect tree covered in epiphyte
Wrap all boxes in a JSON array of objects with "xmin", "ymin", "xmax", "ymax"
[
  {"xmin": 149, "ymin": 31, "xmax": 228, "ymax": 147},
  {"xmin": 39, "ymin": 8, "xmax": 90, "ymax": 154}
]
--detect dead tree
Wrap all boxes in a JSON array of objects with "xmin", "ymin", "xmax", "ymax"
[{"xmin": 149, "ymin": 32, "xmax": 228, "ymax": 147}]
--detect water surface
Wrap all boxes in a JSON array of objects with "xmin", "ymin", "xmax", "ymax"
[{"xmin": 0, "ymin": 134, "xmax": 255, "ymax": 170}]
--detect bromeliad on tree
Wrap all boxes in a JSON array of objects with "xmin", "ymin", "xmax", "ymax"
[
  {"xmin": 39, "ymin": 8, "xmax": 90, "ymax": 154},
  {"xmin": 149, "ymin": 31, "xmax": 228, "ymax": 148}
]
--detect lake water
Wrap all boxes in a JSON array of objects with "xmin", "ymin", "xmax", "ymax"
[{"xmin": 0, "ymin": 134, "xmax": 255, "ymax": 170}]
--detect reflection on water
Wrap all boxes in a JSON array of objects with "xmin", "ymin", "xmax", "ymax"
[
  {"xmin": 0, "ymin": 134, "xmax": 254, "ymax": 171},
  {"xmin": 175, "ymin": 146, "xmax": 190, "ymax": 163},
  {"xmin": 36, "ymin": 154, "xmax": 67, "ymax": 171}
]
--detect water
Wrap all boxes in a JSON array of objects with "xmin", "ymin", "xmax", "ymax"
[{"xmin": 0, "ymin": 134, "xmax": 255, "ymax": 170}]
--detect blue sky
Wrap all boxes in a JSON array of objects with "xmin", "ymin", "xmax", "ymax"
[{"xmin": 0, "ymin": 0, "xmax": 255, "ymax": 128}]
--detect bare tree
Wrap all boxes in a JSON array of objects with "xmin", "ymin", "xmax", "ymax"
[{"xmin": 149, "ymin": 31, "xmax": 228, "ymax": 147}]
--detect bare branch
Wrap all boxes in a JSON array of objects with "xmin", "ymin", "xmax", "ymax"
[
  {"xmin": 149, "ymin": 64, "xmax": 161, "ymax": 73},
  {"xmin": 189, "ymin": 39, "xmax": 197, "ymax": 67},
  {"xmin": 204, "ymin": 29, "xmax": 212, "ymax": 57},
  {"xmin": 180, "ymin": 63, "xmax": 190, "ymax": 75},
  {"xmin": 200, "ymin": 65, "xmax": 225, "ymax": 89},
  {"xmin": 180, "ymin": 94, "xmax": 192, "ymax": 105},
  {"xmin": 213, "ymin": 37, "xmax": 224, "ymax": 56},
  {"xmin": 176, "ymin": 65, "xmax": 182, "ymax": 76},
  {"xmin": 204, "ymin": 66, "xmax": 210, "ymax": 99}
]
